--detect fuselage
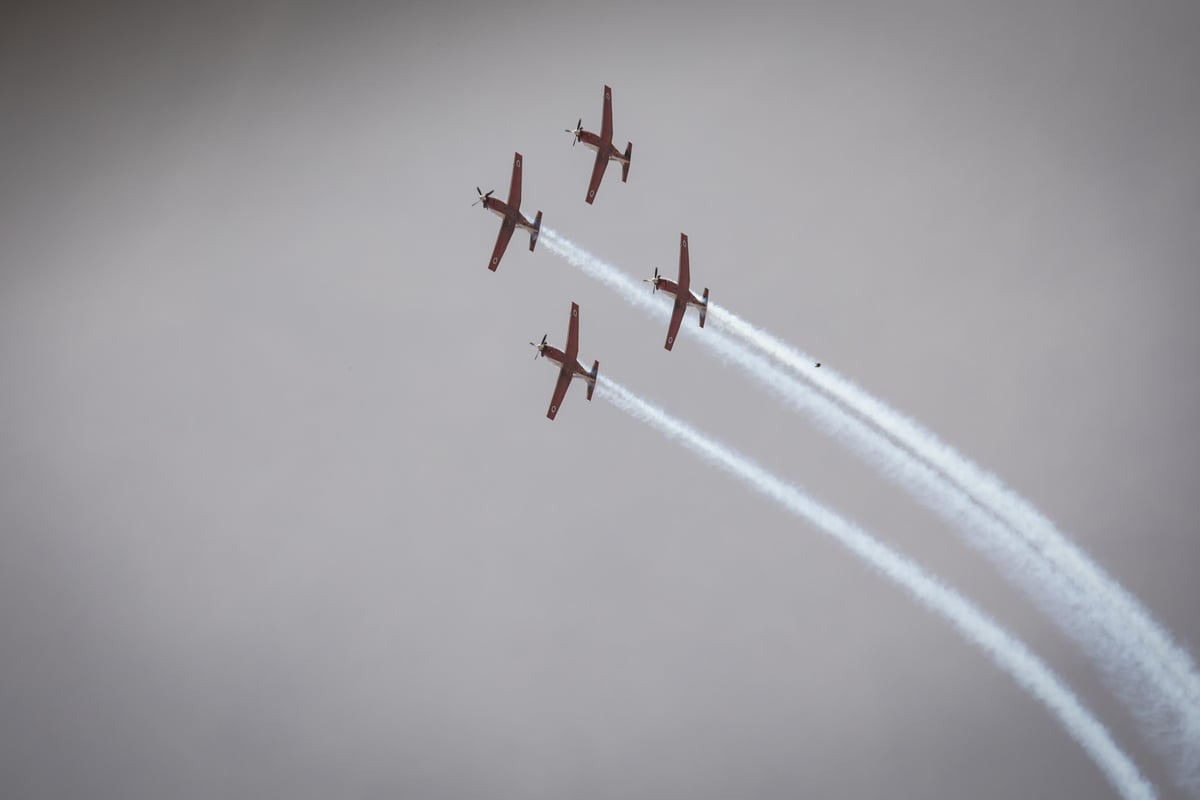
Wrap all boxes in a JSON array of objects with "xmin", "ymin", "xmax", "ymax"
[
  {"xmin": 539, "ymin": 346, "xmax": 591, "ymax": 380},
  {"xmin": 653, "ymin": 278, "xmax": 706, "ymax": 310},
  {"xmin": 483, "ymin": 197, "xmax": 537, "ymax": 231},
  {"xmin": 578, "ymin": 131, "xmax": 629, "ymax": 164}
]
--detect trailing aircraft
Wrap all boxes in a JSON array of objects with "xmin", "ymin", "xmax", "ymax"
[
  {"xmin": 531, "ymin": 302, "xmax": 600, "ymax": 420},
  {"xmin": 474, "ymin": 152, "xmax": 542, "ymax": 271},
  {"xmin": 644, "ymin": 232, "xmax": 709, "ymax": 351}
]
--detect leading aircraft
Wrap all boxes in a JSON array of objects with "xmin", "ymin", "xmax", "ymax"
[
  {"xmin": 645, "ymin": 233, "xmax": 709, "ymax": 351},
  {"xmin": 565, "ymin": 85, "xmax": 633, "ymax": 205},
  {"xmin": 474, "ymin": 152, "xmax": 543, "ymax": 271},
  {"xmin": 530, "ymin": 302, "xmax": 600, "ymax": 420}
]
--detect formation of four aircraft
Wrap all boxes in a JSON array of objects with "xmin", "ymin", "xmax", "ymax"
[{"xmin": 476, "ymin": 85, "xmax": 709, "ymax": 420}]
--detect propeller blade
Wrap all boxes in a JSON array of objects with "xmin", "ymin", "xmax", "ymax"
[{"xmin": 541, "ymin": 334, "xmax": 547, "ymax": 346}]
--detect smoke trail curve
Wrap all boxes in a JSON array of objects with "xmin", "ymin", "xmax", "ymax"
[
  {"xmin": 597, "ymin": 375, "xmax": 1155, "ymax": 800},
  {"xmin": 708, "ymin": 303, "xmax": 1200, "ymax": 693},
  {"xmin": 705, "ymin": 303, "xmax": 1200, "ymax": 794},
  {"xmin": 538, "ymin": 227, "xmax": 1199, "ymax": 794}
]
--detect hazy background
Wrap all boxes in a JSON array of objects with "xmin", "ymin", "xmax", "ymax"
[{"xmin": 2, "ymin": 1, "xmax": 1198, "ymax": 797}]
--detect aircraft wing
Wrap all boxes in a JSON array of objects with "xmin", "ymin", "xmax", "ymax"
[
  {"xmin": 507, "ymin": 152, "xmax": 523, "ymax": 211},
  {"xmin": 585, "ymin": 149, "xmax": 609, "ymax": 204},
  {"xmin": 546, "ymin": 365, "xmax": 573, "ymax": 420},
  {"xmin": 664, "ymin": 296, "xmax": 686, "ymax": 351},
  {"xmin": 601, "ymin": 85, "xmax": 613, "ymax": 143},
  {"xmin": 677, "ymin": 233, "xmax": 690, "ymax": 293},
  {"xmin": 488, "ymin": 217, "xmax": 516, "ymax": 271},
  {"xmin": 565, "ymin": 301, "xmax": 580, "ymax": 362}
]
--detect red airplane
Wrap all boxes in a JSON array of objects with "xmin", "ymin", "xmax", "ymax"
[
  {"xmin": 474, "ymin": 151, "xmax": 543, "ymax": 271},
  {"xmin": 565, "ymin": 85, "xmax": 633, "ymax": 204},
  {"xmin": 644, "ymin": 232, "xmax": 709, "ymax": 351},
  {"xmin": 530, "ymin": 302, "xmax": 600, "ymax": 420}
]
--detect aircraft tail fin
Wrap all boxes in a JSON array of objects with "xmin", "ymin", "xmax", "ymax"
[
  {"xmin": 621, "ymin": 142, "xmax": 633, "ymax": 182},
  {"xmin": 529, "ymin": 211, "xmax": 543, "ymax": 251},
  {"xmin": 586, "ymin": 360, "xmax": 599, "ymax": 401},
  {"xmin": 699, "ymin": 288, "xmax": 709, "ymax": 328}
]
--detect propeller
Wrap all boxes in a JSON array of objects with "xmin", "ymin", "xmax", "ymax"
[
  {"xmin": 564, "ymin": 118, "xmax": 583, "ymax": 146},
  {"xmin": 472, "ymin": 186, "xmax": 495, "ymax": 207},
  {"xmin": 529, "ymin": 333, "xmax": 547, "ymax": 358},
  {"xmin": 643, "ymin": 267, "xmax": 660, "ymax": 293}
]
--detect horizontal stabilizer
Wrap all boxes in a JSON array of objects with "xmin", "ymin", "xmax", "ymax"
[
  {"xmin": 699, "ymin": 288, "xmax": 709, "ymax": 328},
  {"xmin": 621, "ymin": 142, "xmax": 632, "ymax": 182},
  {"xmin": 587, "ymin": 360, "xmax": 599, "ymax": 400},
  {"xmin": 530, "ymin": 211, "xmax": 543, "ymax": 251}
]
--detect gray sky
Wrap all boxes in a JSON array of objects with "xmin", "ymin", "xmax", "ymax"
[{"xmin": 2, "ymin": 1, "xmax": 1198, "ymax": 798}]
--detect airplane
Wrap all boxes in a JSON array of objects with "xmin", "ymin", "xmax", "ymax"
[
  {"xmin": 565, "ymin": 84, "xmax": 633, "ymax": 204},
  {"xmin": 474, "ymin": 151, "xmax": 543, "ymax": 271},
  {"xmin": 530, "ymin": 301, "xmax": 600, "ymax": 420},
  {"xmin": 644, "ymin": 232, "xmax": 709, "ymax": 351}
]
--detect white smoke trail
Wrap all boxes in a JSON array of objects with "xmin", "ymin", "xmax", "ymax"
[
  {"xmin": 538, "ymin": 227, "xmax": 1199, "ymax": 794},
  {"xmin": 704, "ymin": 307, "xmax": 1200, "ymax": 794},
  {"xmin": 597, "ymin": 375, "xmax": 1155, "ymax": 800}
]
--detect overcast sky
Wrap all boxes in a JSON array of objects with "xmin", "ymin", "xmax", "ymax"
[{"xmin": 2, "ymin": 2, "xmax": 1198, "ymax": 798}]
